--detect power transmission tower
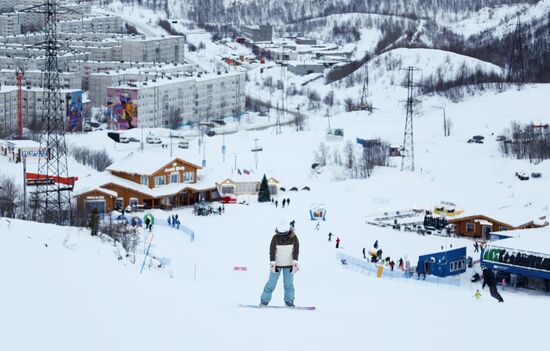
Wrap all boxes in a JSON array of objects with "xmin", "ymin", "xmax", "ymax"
[
  {"xmin": 508, "ymin": 15, "xmax": 526, "ymax": 84},
  {"xmin": 23, "ymin": 1, "xmax": 72, "ymax": 224},
  {"xmin": 274, "ymin": 100, "xmax": 282, "ymax": 134},
  {"xmin": 359, "ymin": 66, "xmax": 371, "ymax": 112},
  {"xmin": 401, "ymin": 66, "xmax": 420, "ymax": 172}
]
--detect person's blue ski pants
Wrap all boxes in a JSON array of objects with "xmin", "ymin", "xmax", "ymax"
[{"xmin": 260, "ymin": 267, "xmax": 294, "ymax": 304}]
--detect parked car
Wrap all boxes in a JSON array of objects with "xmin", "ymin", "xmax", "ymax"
[
  {"xmin": 128, "ymin": 137, "xmax": 140, "ymax": 143},
  {"xmin": 515, "ymin": 172, "xmax": 529, "ymax": 181},
  {"xmin": 220, "ymin": 195, "xmax": 237, "ymax": 204},
  {"xmin": 178, "ymin": 141, "xmax": 189, "ymax": 149},
  {"xmin": 206, "ymin": 130, "xmax": 216, "ymax": 137},
  {"xmin": 146, "ymin": 135, "xmax": 161, "ymax": 144},
  {"xmin": 531, "ymin": 172, "xmax": 542, "ymax": 178},
  {"xmin": 119, "ymin": 136, "xmax": 130, "ymax": 143}
]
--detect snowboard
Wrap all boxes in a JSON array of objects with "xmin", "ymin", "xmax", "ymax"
[{"xmin": 238, "ymin": 304, "xmax": 316, "ymax": 311}]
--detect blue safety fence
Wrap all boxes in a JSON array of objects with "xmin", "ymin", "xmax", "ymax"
[
  {"xmin": 158, "ymin": 219, "xmax": 196, "ymax": 242},
  {"xmin": 336, "ymin": 252, "xmax": 465, "ymax": 290}
]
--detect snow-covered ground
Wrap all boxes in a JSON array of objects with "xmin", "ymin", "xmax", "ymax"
[
  {"xmin": 2, "ymin": 79, "xmax": 550, "ymax": 350},
  {"xmin": 2, "ymin": 3, "xmax": 550, "ymax": 349}
]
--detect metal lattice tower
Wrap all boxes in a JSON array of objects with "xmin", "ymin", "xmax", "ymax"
[
  {"xmin": 508, "ymin": 15, "xmax": 526, "ymax": 83},
  {"xmin": 359, "ymin": 66, "xmax": 370, "ymax": 112},
  {"xmin": 275, "ymin": 100, "xmax": 282, "ymax": 134},
  {"xmin": 25, "ymin": 0, "xmax": 72, "ymax": 224},
  {"xmin": 401, "ymin": 66, "xmax": 419, "ymax": 172}
]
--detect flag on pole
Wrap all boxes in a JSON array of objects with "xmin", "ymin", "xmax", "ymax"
[{"xmin": 243, "ymin": 169, "xmax": 250, "ymax": 175}]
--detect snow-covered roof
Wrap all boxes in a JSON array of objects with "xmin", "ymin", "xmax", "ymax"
[
  {"xmin": 106, "ymin": 152, "xmax": 201, "ymax": 176},
  {"xmin": 74, "ymin": 172, "xmax": 215, "ymax": 199},
  {"xmin": 450, "ymin": 205, "xmax": 548, "ymax": 228},
  {"xmin": 486, "ymin": 227, "xmax": 550, "ymax": 255},
  {"xmin": 490, "ymin": 226, "xmax": 549, "ymax": 239},
  {"xmin": 2, "ymin": 139, "xmax": 40, "ymax": 148}
]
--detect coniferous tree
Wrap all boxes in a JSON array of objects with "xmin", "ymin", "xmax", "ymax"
[{"xmin": 257, "ymin": 174, "xmax": 271, "ymax": 202}]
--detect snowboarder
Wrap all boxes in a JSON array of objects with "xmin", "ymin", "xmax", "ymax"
[
  {"xmin": 335, "ymin": 237, "xmax": 340, "ymax": 249},
  {"xmin": 260, "ymin": 219, "xmax": 300, "ymax": 308},
  {"xmin": 374, "ymin": 240, "xmax": 378, "ymax": 249},
  {"xmin": 328, "ymin": 232, "xmax": 333, "ymax": 242},
  {"xmin": 482, "ymin": 265, "xmax": 504, "ymax": 302},
  {"xmin": 282, "ymin": 199, "xmax": 286, "ymax": 208},
  {"xmin": 474, "ymin": 290, "xmax": 481, "ymax": 300},
  {"xmin": 362, "ymin": 247, "xmax": 366, "ymax": 259}
]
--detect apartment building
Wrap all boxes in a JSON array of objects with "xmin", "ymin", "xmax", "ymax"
[
  {"xmin": 0, "ymin": 69, "xmax": 80, "ymax": 90},
  {"xmin": 120, "ymin": 36, "xmax": 186, "ymax": 63},
  {"xmin": 58, "ymin": 15, "xmax": 124, "ymax": 34},
  {"xmin": 105, "ymin": 71, "xmax": 245, "ymax": 129},
  {"xmin": 88, "ymin": 63, "xmax": 195, "ymax": 106},
  {"xmin": 241, "ymin": 24, "xmax": 273, "ymax": 42},
  {"xmin": 0, "ymin": 13, "xmax": 20, "ymax": 36},
  {"xmin": 0, "ymin": 85, "xmax": 82, "ymax": 136}
]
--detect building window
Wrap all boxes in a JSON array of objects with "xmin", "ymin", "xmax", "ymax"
[
  {"xmin": 221, "ymin": 185, "xmax": 234, "ymax": 194},
  {"xmin": 499, "ymin": 226, "xmax": 507, "ymax": 231},
  {"xmin": 140, "ymin": 175, "xmax": 149, "ymax": 185},
  {"xmin": 154, "ymin": 175, "xmax": 166, "ymax": 186},
  {"xmin": 184, "ymin": 171, "xmax": 194, "ymax": 182},
  {"xmin": 129, "ymin": 197, "xmax": 138, "ymax": 209},
  {"xmin": 466, "ymin": 223, "xmax": 474, "ymax": 232},
  {"xmin": 115, "ymin": 197, "xmax": 123, "ymax": 209},
  {"xmin": 170, "ymin": 172, "xmax": 180, "ymax": 183},
  {"xmin": 450, "ymin": 259, "xmax": 465, "ymax": 272}
]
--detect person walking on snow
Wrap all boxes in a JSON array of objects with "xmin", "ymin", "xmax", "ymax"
[
  {"xmin": 260, "ymin": 219, "xmax": 300, "ymax": 308},
  {"xmin": 328, "ymin": 232, "xmax": 333, "ymax": 242},
  {"xmin": 374, "ymin": 240, "xmax": 378, "ymax": 249},
  {"xmin": 335, "ymin": 237, "xmax": 341, "ymax": 249},
  {"xmin": 362, "ymin": 247, "xmax": 366, "ymax": 259},
  {"xmin": 275, "ymin": 200, "xmax": 278, "ymax": 208},
  {"xmin": 474, "ymin": 242, "xmax": 479, "ymax": 253},
  {"xmin": 282, "ymin": 199, "xmax": 286, "ymax": 208},
  {"xmin": 287, "ymin": 198, "xmax": 290, "ymax": 206},
  {"xmin": 474, "ymin": 290, "xmax": 481, "ymax": 300},
  {"xmin": 315, "ymin": 221, "xmax": 320, "ymax": 231},
  {"xmin": 482, "ymin": 265, "xmax": 504, "ymax": 302},
  {"xmin": 390, "ymin": 260, "xmax": 395, "ymax": 271}
]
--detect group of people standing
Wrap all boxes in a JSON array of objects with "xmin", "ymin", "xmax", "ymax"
[
  {"xmin": 272, "ymin": 198, "xmax": 291, "ymax": 208},
  {"xmin": 167, "ymin": 214, "xmax": 180, "ymax": 229}
]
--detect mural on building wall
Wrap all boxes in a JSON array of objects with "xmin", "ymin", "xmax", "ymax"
[
  {"xmin": 106, "ymin": 88, "xmax": 138, "ymax": 130},
  {"xmin": 65, "ymin": 91, "xmax": 83, "ymax": 132}
]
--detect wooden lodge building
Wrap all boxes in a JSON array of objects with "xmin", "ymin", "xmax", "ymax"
[
  {"xmin": 448, "ymin": 212, "xmax": 548, "ymax": 240},
  {"xmin": 74, "ymin": 154, "xmax": 219, "ymax": 213}
]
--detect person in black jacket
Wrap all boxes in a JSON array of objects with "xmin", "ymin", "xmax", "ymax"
[{"xmin": 482, "ymin": 266, "xmax": 504, "ymax": 302}]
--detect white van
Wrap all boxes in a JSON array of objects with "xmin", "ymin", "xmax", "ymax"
[
  {"xmin": 146, "ymin": 135, "xmax": 162, "ymax": 144},
  {"xmin": 178, "ymin": 141, "xmax": 189, "ymax": 149}
]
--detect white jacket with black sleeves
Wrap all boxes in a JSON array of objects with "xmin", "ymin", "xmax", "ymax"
[{"xmin": 269, "ymin": 230, "xmax": 299, "ymax": 268}]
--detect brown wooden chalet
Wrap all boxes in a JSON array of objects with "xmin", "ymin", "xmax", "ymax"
[
  {"xmin": 448, "ymin": 213, "xmax": 548, "ymax": 240},
  {"xmin": 74, "ymin": 154, "xmax": 219, "ymax": 213}
]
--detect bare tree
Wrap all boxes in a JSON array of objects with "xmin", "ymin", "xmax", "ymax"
[
  {"xmin": 343, "ymin": 141, "xmax": 356, "ymax": 170},
  {"xmin": 313, "ymin": 142, "xmax": 330, "ymax": 167},
  {"xmin": 344, "ymin": 97, "xmax": 356, "ymax": 112},
  {"xmin": 0, "ymin": 175, "xmax": 21, "ymax": 218}
]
